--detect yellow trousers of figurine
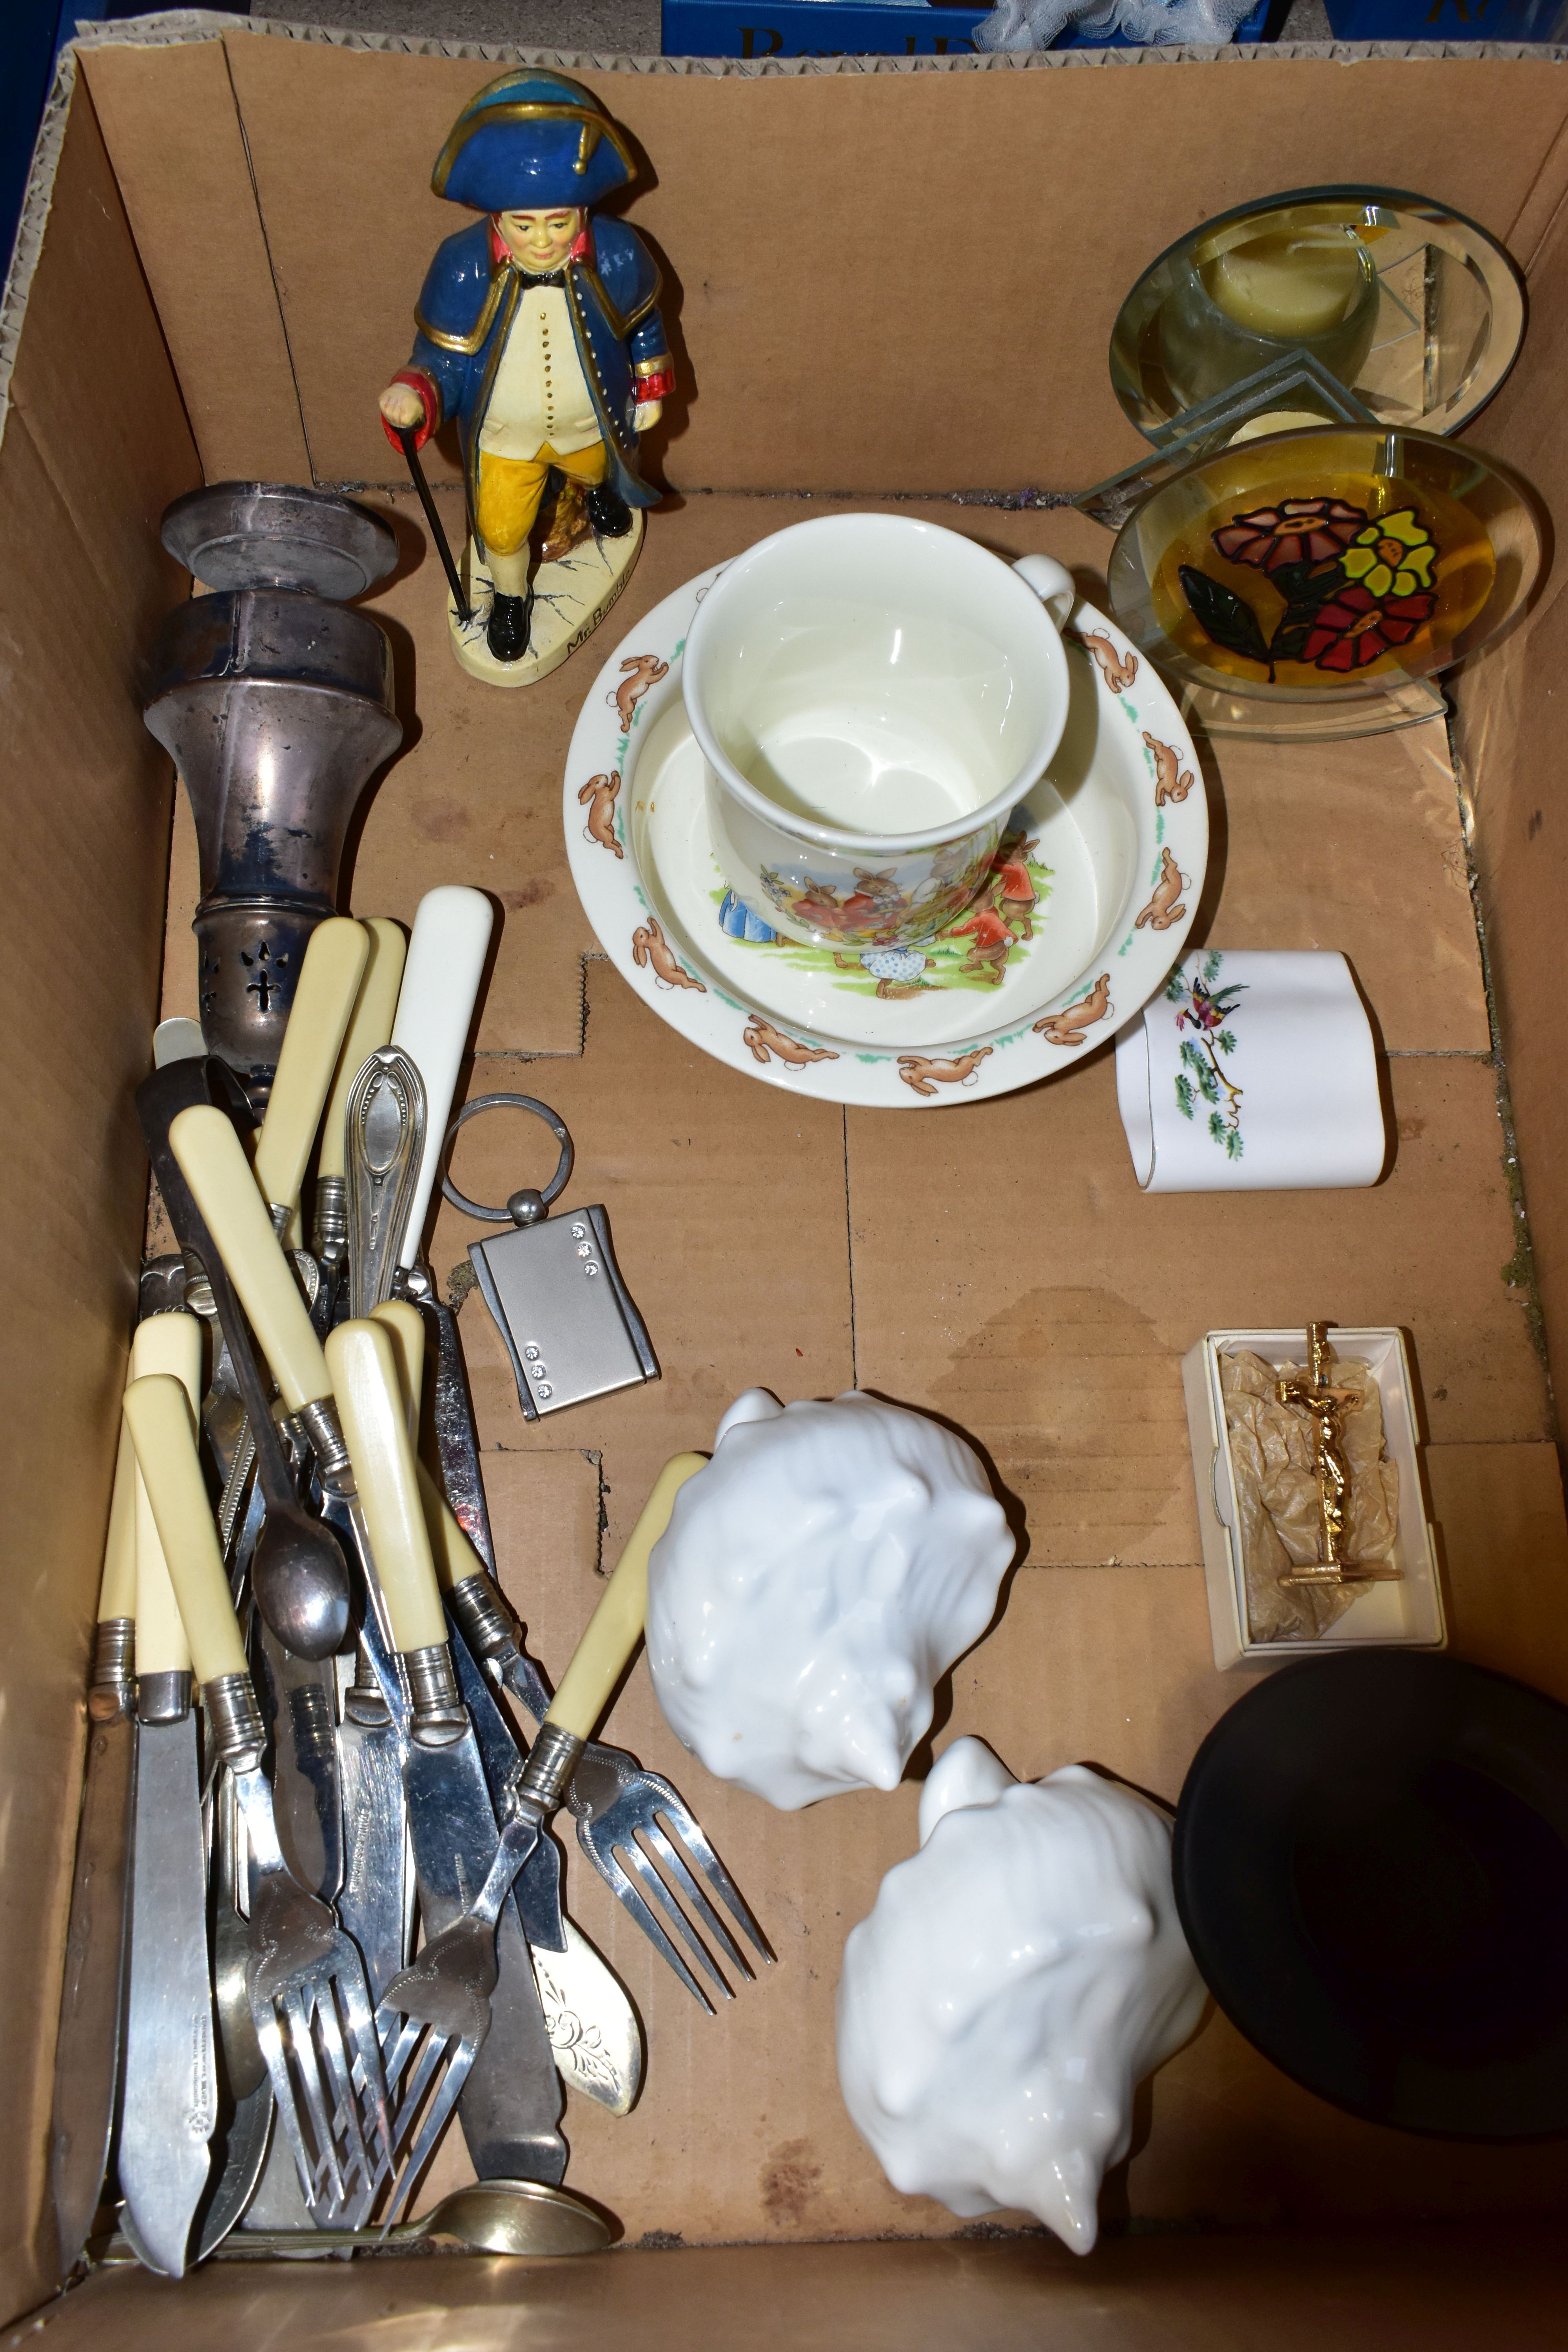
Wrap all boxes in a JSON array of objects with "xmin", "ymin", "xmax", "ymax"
[{"xmin": 476, "ymin": 441, "xmax": 608, "ymax": 559}]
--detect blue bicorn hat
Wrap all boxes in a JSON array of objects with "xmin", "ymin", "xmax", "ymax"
[{"xmin": 432, "ymin": 69, "xmax": 636, "ymax": 213}]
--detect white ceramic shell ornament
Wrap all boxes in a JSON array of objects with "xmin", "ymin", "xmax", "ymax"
[
  {"xmin": 644, "ymin": 1390, "xmax": 1013, "ymax": 1809},
  {"xmin": 836, "ymin": 1737, "xmax": 1207, "ymax": 2253}
]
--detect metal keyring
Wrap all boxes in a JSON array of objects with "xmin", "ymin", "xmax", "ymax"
[{"xmin": 440, "ymin": 1093, "xmax": 574, "ymax": 1228}]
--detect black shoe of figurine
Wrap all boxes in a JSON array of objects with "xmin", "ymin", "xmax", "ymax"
[
  {"xmin": 486, "ymin": 589, "xmax": 532, "ymax": 664},
  {"xmin": 585, "ymin": 482, "xmax": 633, "ymax": 539}
]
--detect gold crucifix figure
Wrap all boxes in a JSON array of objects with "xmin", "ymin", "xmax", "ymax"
[{"xmin": 1274, "ymin": 1324, "xmax": 1402, "ymax": 1589}]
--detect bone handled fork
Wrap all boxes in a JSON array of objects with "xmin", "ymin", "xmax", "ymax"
[
  {"xmin": 122, "ymin": 1373, "xmax": 392, "ymax": 2220},
  {"xmin": 371, "ymin": 1452, "xmax": 706, "ymax": 2228},
  {"xmin": 424, "ymin": 1468, "xmax": 771, "ymax": 2008}
]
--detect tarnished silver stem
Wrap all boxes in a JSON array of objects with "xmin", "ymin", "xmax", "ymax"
[
  {"xmin": 447, "ymin": 1572, "xmax": 515, "ymax": 1663},
  {"xmin": 203, "ymin": 1672, "xmax": 267, "ymax": 1773},
  {"xmin": 313, "ymin": 1174, "xmax": 348, "ymax": 1268},
  {"xmin": 88, "ymin": 1618, "xmax": 136, "ymax": 1722},
  {"xmin": 404, "ymin": 1643, "xmax": 467, "ymax": 1748},
  {"xmin": 516, "ymin": 1721, "xmax": 584, "ymax": 1817},
  {"xmin": 295, "ymin": 1397, "xmax": 354, "ymax": 1492}
]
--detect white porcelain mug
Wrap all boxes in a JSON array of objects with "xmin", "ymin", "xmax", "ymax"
[{"xmin": 683, "ymin": 515, "xmax": 1075, "ymax": 951}]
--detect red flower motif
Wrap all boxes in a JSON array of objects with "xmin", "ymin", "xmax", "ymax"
[
  {"xmin": 1299, "ymin": 582, "xmax": 1437, "ymax": 673},
  {"xmin": 1212, "ymin": 498, "xmax": 1368, "ymax": 573}
]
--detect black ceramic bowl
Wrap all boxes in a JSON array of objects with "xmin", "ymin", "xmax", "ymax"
[{"xmin": 1173, "ymin": 1651, "xmax": 1568, "ymax": 2138}]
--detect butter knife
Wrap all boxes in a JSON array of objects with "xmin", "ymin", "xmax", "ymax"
[
  {"xmin": 389, "ymin": 885, "xmax": 493, "ymax": 1274},
  {"xmin": 116, "ymin": 1312, "xmax": 217, "ymax": 2278},
  {"xmin": 49, "ymin": 1413, "xmax": 139, "ymax": 2274}
]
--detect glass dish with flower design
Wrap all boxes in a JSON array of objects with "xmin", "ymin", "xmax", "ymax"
[{"xmin": 1107, "ymin": 425, "xmax": 1541, "ymax": 718}]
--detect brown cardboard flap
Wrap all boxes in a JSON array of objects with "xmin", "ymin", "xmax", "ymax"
[
  {"xmin": 78, "ymin": 38, "xmax": 310, "ymax": 483},
  {"xmin": 1426, "ymin": 1441, "xmax": 1568, "ymax": 1699},
  {"xmin": 0, "ymin": 80, "xmax": 197, "ymax": 2322},
  {"xmin": 847, "ymin": 1049, "xmax": 1549, "ymax": 1563},
  {"xmin": 1452, "ymin": 178, "xmax": 1568, "ymax": 1395},
  {"xmin": 198, "ymin": 36, "xmax": 1568, "ymax": 494},
  {"xmin": 26, "ymin": 2223, "xmax": 1568, "ymax": 2348}
]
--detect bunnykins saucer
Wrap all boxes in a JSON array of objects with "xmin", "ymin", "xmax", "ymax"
[{"xmin": 563, "ymin": 564, "xmax": 1208, "ymax": 1108}]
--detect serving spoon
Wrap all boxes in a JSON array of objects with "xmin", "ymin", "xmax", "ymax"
[{"xmin": 108, "ymin": 2179, "xmax": 613, "ymax": 2264}]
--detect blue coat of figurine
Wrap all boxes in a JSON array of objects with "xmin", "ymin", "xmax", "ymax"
[{"xmin": 405, "ymin": 212, "xmax": 667, "ymax": 527}]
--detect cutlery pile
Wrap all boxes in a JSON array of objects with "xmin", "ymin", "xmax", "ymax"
[{"xmin": 49, "ymin": 887, "xmax": 770, "ymax": 2277}]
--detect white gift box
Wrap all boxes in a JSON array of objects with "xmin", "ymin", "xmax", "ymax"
[{"xmin": 1181, "ymin": 1328, "xmax": 1446, "ymax": 1672}]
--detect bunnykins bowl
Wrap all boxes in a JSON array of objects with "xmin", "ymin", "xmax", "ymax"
[
  {"xmin": 837, "ymin": 1738, "xmax": 1206, "ymax": 2253},
  {"xmin": 644, "ymin": 1391, "xmax": 1014, "ymax": 1809},
  {"xmin": 563, "ymin": 560, "xmax": 1210, "ymax": 1108}
]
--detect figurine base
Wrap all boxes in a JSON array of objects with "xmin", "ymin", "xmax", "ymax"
[{"xmin": 448, "ymin": 518, "xmax": 643, "ymax": 689}]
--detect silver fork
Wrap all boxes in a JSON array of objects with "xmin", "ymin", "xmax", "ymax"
[
  {"xmin": 375, "ymin": 1454, "xmax": 707, "ymax": 2225},
  {"xmin": 412, "ymin": 1302, "xmax": 772, "ymax": 2009},
  {"xmin": 123, "ymin": 1371, "xmax": 392, "ymax": 2221},
  {"xmin": 372, "ymin": 1815, "xmax": 529, "ymax": 2227},
  {"xmin": 567, "ymin": 1745, "xmax": 772, "ymax": 2009}
]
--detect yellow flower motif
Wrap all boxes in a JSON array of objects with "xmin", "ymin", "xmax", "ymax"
[{"xmin": 1341, "ymin": 508, "xmax": 1437, "ymax": 600}]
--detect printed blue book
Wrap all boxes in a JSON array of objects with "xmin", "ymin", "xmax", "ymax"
[{"xmin": 663, "ymin": 0, "xmax": 1271, "ymax": 55}]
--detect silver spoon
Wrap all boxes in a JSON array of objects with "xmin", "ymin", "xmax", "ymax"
[
  {"xmin": 139, "ymin": 2179, "xmax": 613, "ymax": 2260},
  {"xmin": 209, "ymin": 1249, "xmax": 348, "ymax": 1659},
  {"xmin": 243, "ymin": 1380, "xmax": 350, "ymax": 1661}
]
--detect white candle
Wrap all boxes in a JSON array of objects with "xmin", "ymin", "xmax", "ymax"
[{"xmin": 1207, "ymin": 231, "xmax": 1367, "ymax": 339}]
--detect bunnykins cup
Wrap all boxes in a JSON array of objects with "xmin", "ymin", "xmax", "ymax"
[{"xmin": 683, "ymin": 516, "xmax": 1075, "ymax": 950}]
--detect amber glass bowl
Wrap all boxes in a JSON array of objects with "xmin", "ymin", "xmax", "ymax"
[{"xmin": 1107, "ymin": 426, "xmax": 1542, "ymax": 711}]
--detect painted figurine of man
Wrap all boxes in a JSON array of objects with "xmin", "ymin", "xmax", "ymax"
[{"xmin": 378, "ymin": 69, "xmax": 673, "ymax": 666}]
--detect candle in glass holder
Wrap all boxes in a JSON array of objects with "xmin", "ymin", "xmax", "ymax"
[{"xmin": 1205, "ymin": 230, "xmax": 1370, "ymax": 338}]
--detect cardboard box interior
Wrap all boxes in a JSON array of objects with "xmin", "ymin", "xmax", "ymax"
[{"xmin": 4, "ymin": 23, "xmax": 1568, "ymax": 2341}]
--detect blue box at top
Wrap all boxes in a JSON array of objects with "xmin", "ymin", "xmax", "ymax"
[
  {"xmin": 662, "ymin": 0, "xmax": 1272, "ymax": 57},
  {"xmin": 1324, "ymin": 0, "xmax": 1563, "ymax": 31}
]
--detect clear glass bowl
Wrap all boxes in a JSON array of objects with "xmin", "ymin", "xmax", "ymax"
[{"xmin": 1111, "ymin": 187, "xmax": 1526, "ymax": 443}]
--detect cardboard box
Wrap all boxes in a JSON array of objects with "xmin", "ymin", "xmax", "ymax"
[
  {"xmin": 5, "ymin": 19, "xmax": 1568, "ymax": 2342},
  {"xmin": 1181, "ymin": 1328, "xmax": 1445, "ymax": 1669}
]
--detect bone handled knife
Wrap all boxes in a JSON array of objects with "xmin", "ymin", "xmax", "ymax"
[
  {"xmin": 446, "ymin": 1604, "xmax": 642, "ymax": 2118},
  {"xmin": 50, "ymin": 1413, "xmax": 140, "ymax": 2276},
  {"xmin": 169, "ymin": 1099, "xmax": 355, "ymax": 1472},
  {"xmin": 316, "ymin": 916, "xmax": 407, "ymax": 1270},
  {"xmin": 252, "ymin": 915, "xmax": 369, "ymax": 1245},
  {"xmin": 420, "ymin": 1459, "xmax": 555, "ymax": 1726},
  {"xmin": 371, "ymin": 1297, "xmax": 426, "ymax": 1435},
  {"xmin": 372, "ymin": 1308, "xmax": 639, "ymax": 2113},
  {"xmin": 327, "ymin": 1307, "xmax": 425, "ymax": 2024},
  {"xmin": 390, "ymin": 885, "xmax": 493, "ymax": 1270},
  {"xmin": 135, "ymin": 1056, "xmax": 258, "ymax": 1489},
  {"xmin": 326, "ymin": 1317, "xmax": 566, "ymax": 2188},
  {"xmin": 116, "ymin": 1313, "xmax": 217, "ymax": 2280}
]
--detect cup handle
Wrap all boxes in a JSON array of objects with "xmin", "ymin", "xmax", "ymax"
[{"xmin": 1011, "ymin": 554, "xmax": 1076, "ymax": 632}]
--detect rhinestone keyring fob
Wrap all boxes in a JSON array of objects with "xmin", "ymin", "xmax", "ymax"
[{"xmin": 443, "ymin": 1093, "xmax": 659, "ymax": 1422}]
